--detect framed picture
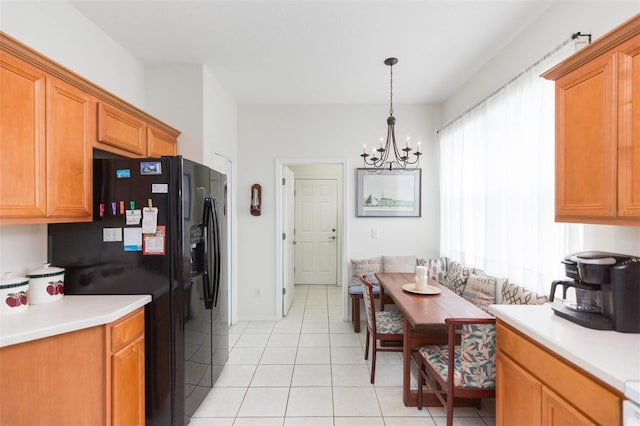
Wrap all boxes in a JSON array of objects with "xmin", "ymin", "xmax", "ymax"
[{"xmin": 356, "ymin": 168, "xmax": 421, "ymax": 217}]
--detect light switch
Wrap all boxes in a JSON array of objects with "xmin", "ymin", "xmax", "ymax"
[{"xmin": 371, "ymin": 228, "xmax": 378, "ymax": 239}]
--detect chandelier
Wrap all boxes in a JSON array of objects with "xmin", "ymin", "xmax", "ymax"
[{"xmin": 361, "ymin": 57, "xmax": 422, "ymax": 170}]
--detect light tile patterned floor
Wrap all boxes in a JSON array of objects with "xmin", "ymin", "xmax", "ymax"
[{"xmin": 191, "ymin": 285, "xmax": 496, "ymax": 426}]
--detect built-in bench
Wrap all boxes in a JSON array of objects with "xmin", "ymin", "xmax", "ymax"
[{"xmin": 348, "ymin": 256, "xmax": 548, "ymax": 332}]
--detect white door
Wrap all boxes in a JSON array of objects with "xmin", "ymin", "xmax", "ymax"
[
  {"xmin": 294, "ymin": 179, "xmax": 338, "ymax": 285},
  {"xmin": 282, "ymin": 167, "xmax": 296, "ymax": 315}
]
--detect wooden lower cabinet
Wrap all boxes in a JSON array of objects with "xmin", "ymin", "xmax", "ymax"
[
  {"xmin": 542, "ymin": 386, "xmax": 593, "ymax": 426},
  {"xmin": 108, "ymin": 308, "xmax": 145, "ymax": 426},
  {"xmin": 0, "ymin": 308, "xmax": 145, "ymax": 426},
  {"xmin": 497, "ymin": 353, "xmax": 542, "ymax": 425},
  {"xmin": 496, "ymin": 320, "xmax": 622, "ymax": 426}
]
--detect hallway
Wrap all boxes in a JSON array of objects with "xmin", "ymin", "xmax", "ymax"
[{"xmin": 190, "ymin": 285, "xmax": 496, "ymax": 425}]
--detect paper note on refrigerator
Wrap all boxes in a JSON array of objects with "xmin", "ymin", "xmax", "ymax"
[
  {"xmin": 123, "ymin": 227, "xmax": 142, "ymax": 251},
  {"xmin": 142, "ymin": 207, "xmax": 158, "ymax": 234}
]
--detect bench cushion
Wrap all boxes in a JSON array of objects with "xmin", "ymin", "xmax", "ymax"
[{"xmin": 349, "ymin": 283, "xmax": 380, "ymax": 295}]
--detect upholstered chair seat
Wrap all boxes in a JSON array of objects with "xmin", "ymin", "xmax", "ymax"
[{"xmin": 416, "ymin": 319, "xmax": 496, "ymax": 426}]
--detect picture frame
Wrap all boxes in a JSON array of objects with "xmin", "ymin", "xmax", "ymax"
[{"xmin": 356, "ymin": 168, "xmax": 421, "ymax": 217}]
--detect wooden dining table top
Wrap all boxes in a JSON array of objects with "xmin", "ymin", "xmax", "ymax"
[{"xmin": 375, "ymin": 272, "xmax": 492, "ymax": 328}]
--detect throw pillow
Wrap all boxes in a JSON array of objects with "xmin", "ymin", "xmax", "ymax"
[
  {"xmin": 417, "ymin": 257, "xmax": 449, "ymax": 284},
  {"xmin": 462, "ymin": 273, "xmax": 497, "ymax": 313},
  {"xmin": 350, "ymin": 257, "xmax": 382, "ymax": 287},
  {"xmin": 473, "ymin": 268, "xmax": 508, "ymax": 304},
  {"xmin": 382, "ymin": 255, "xmax": 417, "ymax": 273},
  {"xmin": 501, "ymin": 282, "xmax": 548, "ymax": 305},
  {"xmin": 445, "ymin": 261, "xmax": 470, "ymax": 296}
]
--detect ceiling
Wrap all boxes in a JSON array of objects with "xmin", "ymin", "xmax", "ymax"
[{"xmin": 69, "ymin": 0, "xmax": 557, "ymax": 105}]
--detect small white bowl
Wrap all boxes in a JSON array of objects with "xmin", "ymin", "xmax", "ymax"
[
  {"xmin": 0, "ymin": 274, "xmax": 29, "ymax": 315},
  {"xmin": 27, "ymin": 263, "xmax": 65, "ymax": 304}
]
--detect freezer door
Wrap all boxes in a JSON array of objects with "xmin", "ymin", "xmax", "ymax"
[{"xmin": 182, "ymin": 160, "xmax": 219, "ymax": 422}]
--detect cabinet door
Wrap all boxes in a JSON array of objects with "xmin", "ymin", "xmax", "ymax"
[
  {"xmin": 555, "ymin": 52, "xmax": 617, "ymax": 222},
  {"xmin": 97, "ymin": 102, "xmax": 146, "ymax": 156},
  {"xmin": 0, "ymin": 52, "xmax": 47, "ymax": 219},
  {"xmin": 147, "ymin": 125, "xmax": 177, "ymax": 157},
  {"xmin": 542, "ymin": 386, "xmax": 594, "ymax": 426},
  {"xmin": 46, "ymin": 77, "xmax": 93, "ymax": 220},
  {"xmin": 617, "ymin": 34, "xmax": 640, "ymax": 221},
  {"xmin": 496, "ymin": 352, "xmax": 542, "ymax": 426},
  {"xmin": 112, "ymin": 335, "xmax": 145, "ymax": 426}
]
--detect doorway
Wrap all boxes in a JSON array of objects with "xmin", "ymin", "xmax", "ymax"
[
  {"xmin": 293, "ymin": 178, "xmax": 338, "ymax": 285},
  {"xmin": 275, "ymin": 160, "xmax": 347, "ymax": 320}
]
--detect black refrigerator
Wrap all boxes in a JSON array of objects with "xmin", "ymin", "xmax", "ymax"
[{"xmin": 48, "ymin": 156, "xmax": 229, "ymax": 426}]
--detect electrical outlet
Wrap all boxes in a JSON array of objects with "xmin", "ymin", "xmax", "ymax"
[{"xmin": 255, "ymin": 288, "xmax": 262, "ymax": 297}]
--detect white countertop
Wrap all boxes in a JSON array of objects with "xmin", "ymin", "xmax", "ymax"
[
  {"xmin": 0, "ymin": 294, "xmax": 151, "ymax": 348},
  {"xmin": 489, "ymin": 303, "xmax": 640, "ymax": 394}
]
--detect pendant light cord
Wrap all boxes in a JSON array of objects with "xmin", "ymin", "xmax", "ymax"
[{"xmin": 389, "ymin": 63, "xmax": 394, "ymax": 117}]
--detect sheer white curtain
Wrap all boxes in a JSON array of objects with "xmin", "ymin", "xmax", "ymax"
[{"xmin": 439, "ymin": 42, "xmax": 582, "ymax": 295}]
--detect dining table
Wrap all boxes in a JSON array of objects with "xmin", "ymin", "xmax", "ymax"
[{"xmin": 375, "ymin": 272, "xmax": 493, "ymax": 407}]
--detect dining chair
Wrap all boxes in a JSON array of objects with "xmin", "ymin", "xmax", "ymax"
[
  {"xmin": 360, "ymin": 273, "xmax": 404, "ymax": 384},
  {"xmin": 415, "ymin": 317, "xmax": 496, "ymax": 426}
]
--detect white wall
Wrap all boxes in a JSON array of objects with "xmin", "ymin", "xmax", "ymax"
[
  {"xmin": 237, "ymin": 104, "xmax": 440, "ymax": 320},
  {"xmin": 0, "ymin": 1, "xmax": 146, "ymax": 107},
  {"xmin": 145, "ymin": 65, "xmax": 206, "ymax": 163},
  {"xmin": 440, "ymin": 2, "xmax": 640, "ymax": 261},
  {"xmin": 442, "ymin": 1, "xmax": 640, "ymax": 126},
  {"xmin": 203, "ymin": 65, "xmax": 238, "ymax": 167}
]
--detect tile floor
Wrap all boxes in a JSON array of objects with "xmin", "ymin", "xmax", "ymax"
[{"xmin": 190, "ymin": 285, "xmax": 496, "ymax": 426}]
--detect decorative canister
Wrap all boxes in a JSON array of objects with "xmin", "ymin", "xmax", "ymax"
[
  {"xmin": 26, "ymin": 263, "xmax": 65, "ymax": 304},
  {"xmin": 0, "ymin": 273, "xmax": 29, "ymax": 315}
]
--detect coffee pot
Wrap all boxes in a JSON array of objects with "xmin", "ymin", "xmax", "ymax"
[{"xmin": 550, "ymin": 251, "xmax": 640, "ymax": 333}]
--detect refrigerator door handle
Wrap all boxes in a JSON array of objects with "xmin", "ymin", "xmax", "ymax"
[
  {"xmin": 211, "ymin": 198, "xmax": 221, "ymax": 308},
  {"xmin": 201, "ymin": 198, "xmax": 215, "ymax": 310}
]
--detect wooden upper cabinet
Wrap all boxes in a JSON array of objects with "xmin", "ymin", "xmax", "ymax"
[
  {"xmin": 0, "ymin": 52, "xmax": 47, "ymax": 218},
  {"xmin": 95, "ymin": 102, "xmax": 178, "ymax": 158},
  {"xmin": 0, "ymin": 32, "xmax": 181, "ymax": 225},
  {"xmin": 147, "ymin": 125, "xmax": 178, "ymax": 157},
  {"xmin": 97, "ymin": 102, "xmax": 146, "ymax": 156},
  {"xmin": 46, "ymin": 77, "xmax": 93, "ymax": 219},
  {"xmin": 0, "ymin": 56, "xmax": 92, "ymax": 224},
  {"xmin": 554, "ymin": 52, "xmax": 617, "ymax": 221},
  {"xmin": 617, "ymin": 35, "xmax": 640, "ymax": 219},
  {"xmin": 542, "ymin": 14, "xmax": 640, "ymax": 225}
]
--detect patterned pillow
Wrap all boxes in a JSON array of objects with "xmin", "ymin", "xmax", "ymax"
[
  {"xmin": 501, "ymin": 282, "xmax": 548, "ymax": 305},
  {"xmin": 350, "ymin": 257, "xmax": 382, "ymax": 287},
  {"xmin": 445, "ymin": 261, "xmax": 470, "ymax": 296},
  {"xmin": 473, "ymin": 268, "xmax": 508, "ymax": 304},
  {"xmin": 417, "ymin": 257, "xmax": 449, "ymax": 284},
  {"xmin": 382, "ymin": 255, "xmax": 417, "ymax": 273},
  {"xmin": 462, "ymin": 273, "xmax": 496, "ymax": 313}
]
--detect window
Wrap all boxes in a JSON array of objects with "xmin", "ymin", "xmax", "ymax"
[{"xmin": 438, "ymin": 42, "xmax": 582, "ymax": 294}]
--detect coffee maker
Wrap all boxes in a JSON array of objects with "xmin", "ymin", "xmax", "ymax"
[{"xmin": 550, "ymin": 251, "xmax": 640, "ymax": 333}]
